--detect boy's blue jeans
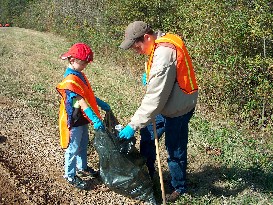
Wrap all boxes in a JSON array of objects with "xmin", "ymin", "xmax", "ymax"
[
  {"xmin": 64, "ymin": 124, "xmax": 89, "ymax": 178},
  {"xmin": 140, "ymin": 108, "xmax": 195, "ymax": 194}
]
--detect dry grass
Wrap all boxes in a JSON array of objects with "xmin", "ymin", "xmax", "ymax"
[{"xmin": 0, "ymin": 27, "xmax": 272, "ymax": 205}]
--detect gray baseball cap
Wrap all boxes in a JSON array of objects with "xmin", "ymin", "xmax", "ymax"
[{"xmin": 120, "ymin": 21, "xmax": 152, "ymax": 49}]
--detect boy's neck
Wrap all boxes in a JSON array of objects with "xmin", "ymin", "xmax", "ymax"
[{"xmin": 68, "ymin": 64, "xmax": 80, "ymax": 72}]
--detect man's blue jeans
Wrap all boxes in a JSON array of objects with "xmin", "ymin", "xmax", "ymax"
[
  {"xmin": 140, "ymin": 108, "xmax": 195, "ymax": 194},
  {"xmin": 64, "ymin": 124, "xmax": 89, "ymax": 178},
  {"xmin": 165, "ymin": 108, "xmax": 194, "ymax": 193},
  {"xmin": 140, "ymin": 114, "xmax": 165, "ymax": 178}
]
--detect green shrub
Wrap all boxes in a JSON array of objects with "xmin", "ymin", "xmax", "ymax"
[{"xmin": 1, "ymin": 0, "xmax": 272, "ymax": 134}]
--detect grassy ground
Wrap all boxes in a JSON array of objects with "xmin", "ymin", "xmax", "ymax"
[{"xmin": 0, "ymin": 27, "xmax": 272, "ymax": 204}]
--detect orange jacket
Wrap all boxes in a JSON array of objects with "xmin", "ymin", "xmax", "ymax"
[
  {"xmin": 56, "ymin": 74, "xmax": 101, "ymax": 148},
  {"xmin": 146, "ymin": 33, "xmax": 198, "ymax": 94}
]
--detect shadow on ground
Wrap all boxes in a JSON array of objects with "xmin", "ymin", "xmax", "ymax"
[
  {"xmin": 0, "ymin": 135, "xmax": 7, "ymax": 144},
  {"xmin": 152, "ymin": 164, "xmax": 272, "ymax": 203},
  {"xmin": 186, "ymin": 164, "xmax": 272, "ymax": 197}
]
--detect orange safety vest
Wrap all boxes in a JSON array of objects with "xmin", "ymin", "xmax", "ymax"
[
  {"xmin": 56, "ymin": 74, "xmax": 101, "ymax": 148},
  {"xmin": 146, "ymin": 33, "xmax": 198, "ymax": 94}
]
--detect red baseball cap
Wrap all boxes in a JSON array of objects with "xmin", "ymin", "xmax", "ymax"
[{"xmin": 61, "ymin": 43, "xmax": 93, "ymax": 63}]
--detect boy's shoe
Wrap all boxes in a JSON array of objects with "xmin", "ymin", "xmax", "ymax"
[
  {"xmin": 77, "ymin": 166, "xmax": 99, "ymax": 178},
  {"xmin": 66, "ymin": 176, "xmax": 88, "ymax": 190},
  {"xmin": 166, "ymin": 190, "xmax": 183, "ymax": 202}
]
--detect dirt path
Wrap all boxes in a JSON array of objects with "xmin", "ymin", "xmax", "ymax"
[
  {"xmin": 0, "ymin": 27, "xmax": 163, "ymax": 205},
  {"xmin": 0, "ymin": 27, "xmax": 150, "ymax": 205},
  {"xmin": 0, "ymin": 96, "xmax": 143, "ymax": 205}
]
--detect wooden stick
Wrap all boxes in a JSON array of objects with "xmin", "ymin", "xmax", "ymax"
[{"xmin": 153, "ymin": 120, "xmax": 166, "ymax": 205}]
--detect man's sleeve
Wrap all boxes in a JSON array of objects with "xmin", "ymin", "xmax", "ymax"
[{"xmin": 129, "ymin": 45, "xmax": 177, "ymax": 130}]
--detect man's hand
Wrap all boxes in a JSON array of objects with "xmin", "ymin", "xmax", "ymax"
[{"xmin": 119, "ymin": 124, "xmax": 135, "ymax": 139}]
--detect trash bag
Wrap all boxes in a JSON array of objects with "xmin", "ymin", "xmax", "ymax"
[
  {"xmin": 103, "ymin": 110, "xmax": 120, "ymax": 136},
  {"xmin": 93, "ymin": 112, "xmax": 156, "ymax": 204}
]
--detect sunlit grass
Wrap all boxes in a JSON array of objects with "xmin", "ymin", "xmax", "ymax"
[{"xmin": 0, "ymin": 27, "xmax": 272, "ymax": 205}]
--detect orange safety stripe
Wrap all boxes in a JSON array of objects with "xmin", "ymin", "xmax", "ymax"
[
  {"xmin": 59, "ymin": 98, "xmax": 70, "ymax": 148},
  {"xmin": 56, "ymin": 74, "xmax": 101, "ymax": 148},
  {"xmin": 146, "ymin": 33, "xmax": 198, "ymax": 94}
]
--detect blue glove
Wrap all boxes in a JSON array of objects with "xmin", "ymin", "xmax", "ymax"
[
  {"xmin": 96, "ymin": 97, "xmax": 111, "ymax": 111},
  {"xmin": 119, "ymin": 124, "xmax": 135, "ymax": 139},
  {"xmin": 142, "ymin": 73, "xmax": 147, "ymax": 86},
  {"xmin": 83, "ymin": 107, "xmax": 105, "ymax": 130}
]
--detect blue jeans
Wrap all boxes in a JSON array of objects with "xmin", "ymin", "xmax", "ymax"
[
  {"xmin": 140, "ymin": 109, "xmax": 195, "ymax": 194},
  {"xmin": 64, "ymin": 124, "xmax": 89, "ymax": 178},
  {"xmin": 165, "ymin": 108, "xmax": 194, "ymax": 193},
  {"xmin": 140, "ymin": 114, "xmax": 165, "ymax": 178}
]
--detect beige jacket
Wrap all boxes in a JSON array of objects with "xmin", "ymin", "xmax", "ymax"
[{"xmin": 129, "ymin": 36, "xmax": 198, "ymax": 131}]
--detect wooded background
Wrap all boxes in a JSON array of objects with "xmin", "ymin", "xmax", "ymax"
[{"xmin": 1, "ymin": 0, "xmax": 272, "ymax": 135}]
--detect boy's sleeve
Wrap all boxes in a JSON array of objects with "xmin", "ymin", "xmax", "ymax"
[{"xmin": 65, "ymin": 90, "xmax": 78, "ymax": 126}]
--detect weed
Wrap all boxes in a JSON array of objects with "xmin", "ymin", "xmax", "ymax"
[{"xmin": 0, "ymin": 27, "xmax": 272, "ymax": 205}]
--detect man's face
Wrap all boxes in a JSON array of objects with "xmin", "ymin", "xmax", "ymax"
[{"xmin": 131, "ymin": 34, "xmax": 154, "ymax": 55}]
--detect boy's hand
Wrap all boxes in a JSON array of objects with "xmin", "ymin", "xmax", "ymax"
[
  {"xmin": 92, "ymin": 118, "xmax": 105, "ymax": 130},
  {"xmin": 99, "ymin": 101, "xmax": 111, "ymax": 111},
  {"xmin": 96, "ymin": 97, "xmax": 111, "ymax": 111},
  {"xmin": 83, "ymin": 107, "xmax": 105, "ymax": 131}
]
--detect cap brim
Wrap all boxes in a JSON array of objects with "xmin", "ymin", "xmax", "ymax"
[
  {"xmin": 119, "ymin": 38, "xmax": 135, "ymax": 50},
  {"xmin": 60, "ymin": 52, "xmax": 71, "ymax": 60}
]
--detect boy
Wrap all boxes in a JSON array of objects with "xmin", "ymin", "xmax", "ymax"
[{"xmin": 56, "ymin": 43, "xmax": 110, "ymax": 190}]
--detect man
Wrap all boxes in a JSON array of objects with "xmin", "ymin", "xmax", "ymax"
[{"xmin": 118, "ymin": 21, "xmax": 198, "ymax": 202}]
